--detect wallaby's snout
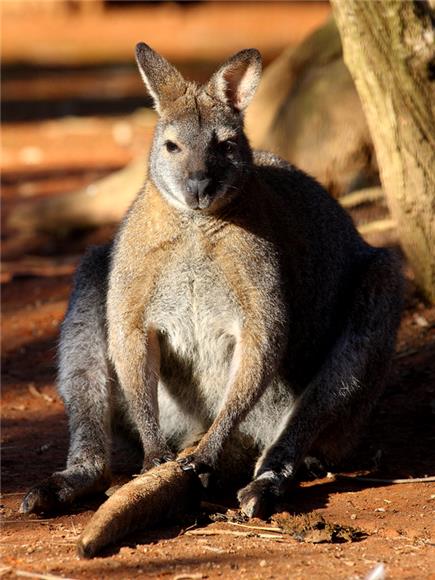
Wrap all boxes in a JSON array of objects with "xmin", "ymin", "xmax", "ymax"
[{"xmin": 186, "ymin": 172, "xmax": 211, "ymax": 209}]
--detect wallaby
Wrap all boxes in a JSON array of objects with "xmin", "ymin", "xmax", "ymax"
[{"xmin": 21, "ymin": 44, "xmax": 403, "ymax": 520}]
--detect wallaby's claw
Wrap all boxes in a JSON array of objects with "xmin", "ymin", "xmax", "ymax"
[
  {"xmin": 142, "ymin": 452, "xmax": 175, "ymax": 472},
  {"xmin": 177, "ymin": 455, "xmax": 197, "ymax": 472},
  {"xmin": 178, "ymin": 461, "xmax": 194, "ymax": 472},
  {"xmin": 150, "ymin": 453, "xmax": 175, "ymax": 468},
  {"xmin": 176, "ymin": 454, "xmax": 212, "ymax": 480}
]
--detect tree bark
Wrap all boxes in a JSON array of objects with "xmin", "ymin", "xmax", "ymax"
[{"xmin": 331, "ymin": 0, "xmax": 435, "ymax": 301}]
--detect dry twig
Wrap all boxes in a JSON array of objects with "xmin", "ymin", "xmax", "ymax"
[
  {"xmin": 15, "ymin": 570, "xmax": 77, "ymax": 580},
  {"xmin": 337, "ymin": 475, "xmax": 435, "ymax": 485},
  {"xmin": 339, "ymin": 187, "xmax": 384, "ymax": 209},
  {"xmin": 222, "ymin": 521, "xmax": 282, "ymax": 533},
  {"xmin": 185, "ymin": 529, "xmax": 285, "ymax": 540}
]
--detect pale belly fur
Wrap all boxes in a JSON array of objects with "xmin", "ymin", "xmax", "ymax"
[{"xmin": 147, "ymin": 249, "xmax": 295, "ymax": 453}]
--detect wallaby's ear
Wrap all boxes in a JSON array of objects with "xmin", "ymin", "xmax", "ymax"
[
  {"xmin": 206, "ymin": 49, "xmax": 262, "ymax": 112},
  {"xmin": 135, "ymin": 43, "xmax": 186, "ymax": 115}
]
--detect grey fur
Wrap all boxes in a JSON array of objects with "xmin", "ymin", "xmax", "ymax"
[{"xmin": 21, "ymin": 45, "xmax": 403, "ymax": 518}]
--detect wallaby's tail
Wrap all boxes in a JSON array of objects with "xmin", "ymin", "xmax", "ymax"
[{"xmin": 78, "ymin": 458, "xmax": 199, "ymax": 558}]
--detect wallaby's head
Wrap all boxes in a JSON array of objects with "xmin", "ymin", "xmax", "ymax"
[{"xmin": 136, "ymin": 43, "xmax": 262, "ymax": 212}]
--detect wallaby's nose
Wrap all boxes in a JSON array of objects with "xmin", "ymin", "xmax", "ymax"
[{"xmin": 187, "ymin": 173, "xmax": 211, "ymax": 198}]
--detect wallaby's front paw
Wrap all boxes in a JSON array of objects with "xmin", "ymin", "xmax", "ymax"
[
  {"xmin": 237, "ymin": 475, "xmax": 282, "ymax": 520},
  {"xmin": 141, "ymin": 452, "xmax": 175, "ymax": 473},
  {"xmin": 176, "ymin": 454, "xmax": 213, "ymax": 488},
  {"xmin": 20, "ymin": 475, "xmax": 71, "ymax": 514},
  {"xmin": 176, "ymin": 454, "xmax": 209, "ymax": 473}
]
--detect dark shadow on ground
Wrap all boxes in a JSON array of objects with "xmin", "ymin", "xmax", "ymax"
[{"xmin": 2, "ymin": 336, "xmax": 59, "ymax": 392}]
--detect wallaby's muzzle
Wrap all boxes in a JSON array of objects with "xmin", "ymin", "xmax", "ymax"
[{"xmin": 185, "ymin": 174, "xmax": 213, "ymax": 209}]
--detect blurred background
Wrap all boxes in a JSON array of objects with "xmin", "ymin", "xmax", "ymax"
[
  {"xmin": 3, "ymin": 0, "xmax": 400, "ymax": 267},
  {"xmin": 5, "ymin": 0, "xmax": 392, "ymax": 262}
]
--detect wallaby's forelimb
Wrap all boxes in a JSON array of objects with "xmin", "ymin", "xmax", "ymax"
[
  {"xmin": 107, "ymin": 236, "xmax": 175, "ymax": 469},
  {"xmin": 180, "ymin": 332, "xmax": 283, "ymax": 474},
  {"xmin": 112, "ymin": 325, "xmax": 171, "ymax": 469}
]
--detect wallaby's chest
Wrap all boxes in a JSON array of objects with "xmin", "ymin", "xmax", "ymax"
[
  {"xmin": 151, "ymin": 251, "xmax": 238, "ymax": 332},
  {"xmin": 147, "ymin": 242, "xmax": 240, "ymax": 399}
]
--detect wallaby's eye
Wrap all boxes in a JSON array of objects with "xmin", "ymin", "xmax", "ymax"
[
  {"xmin": 165, "ymin": 140, "xmax": 180, "ymax": 153},
  {"xmin": 218, "ymin": 140, "xmax": 237, "ymax": 155}
]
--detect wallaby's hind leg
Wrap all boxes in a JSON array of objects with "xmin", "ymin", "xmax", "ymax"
[
  {"xmin": 21, "ymin": 245, "xmax": 113, "ymax": 514},
  {"xmin": 238, "ymin": 249, "xmax": 403, "ymax": 518}
]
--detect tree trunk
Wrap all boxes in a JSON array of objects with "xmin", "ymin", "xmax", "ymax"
[{"xmin": 331, "ymin": 0, "xmax": 435, "ymax": 302}]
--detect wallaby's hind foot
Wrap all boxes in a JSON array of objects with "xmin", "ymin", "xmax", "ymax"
[
  {"xmin": 20, "ymin": 475, "xmax": 70, "ymax": 514},
  {"xmin": 238, "ymin": 456, "xmax": 326, "ymax": 518},
  {"xmin": 237, "ymin": 473, "xmax": 283, "ymax": 519},
  {"xmin": 20, "ymin": 465, "xmax": 111, "ymax": 514}
]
